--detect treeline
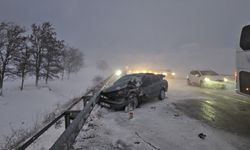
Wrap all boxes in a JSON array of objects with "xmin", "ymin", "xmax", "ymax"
[{"xmin": 0, "ymin": 22, "xmax": 84, "ymax": 95}]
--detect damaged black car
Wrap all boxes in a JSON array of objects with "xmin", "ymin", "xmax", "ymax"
[{"xmin": 99, "ymin": 73, "xmax": 168, "ymax": 111}]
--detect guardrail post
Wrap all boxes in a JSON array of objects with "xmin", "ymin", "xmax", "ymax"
[
  {"xmin": 64, "ymin": 111, "xmax": 80, "ymax": 129},
  {"xmin": 64, "ymin": 112, "xmax": 70, "ymax": 129},
  {"xmin": 50, "ymin": 92, "xmax": 102, "ymax": 150},
  {"xmin": 82, "ymin": 96, "xmax": 92, "ymax": 108},
  {"xmin": 83, "ymin": 97, "xmax": 87, "ymax": 107}
]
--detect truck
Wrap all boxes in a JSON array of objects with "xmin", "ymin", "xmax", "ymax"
[{"xmin": 236, "ymin": 24, "xmax": 250, "ymax": 96}]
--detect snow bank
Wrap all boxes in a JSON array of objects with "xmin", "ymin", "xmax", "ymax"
[{"xmin": 0, "ymin": 66, "xmax": 108, "ymax": 146}]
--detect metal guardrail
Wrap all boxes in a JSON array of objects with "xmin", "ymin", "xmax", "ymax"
[
  {"xmin": 16, "ymin": 95, "xmax": 92, "ymax": 150},
  {"xmin": 16, "ymin": 112, "xmax": 65, "ymax": 150},
  {"xmin": 50, "ymin": 75, "xmax": 113, "ymax": 150},
  {"xmin": 50, "ymin": 91, "xmax": 101, "ymax": 150},
  {"xmin": 15, "ymin": 75, "xmax": 114, "ymax": 150}
]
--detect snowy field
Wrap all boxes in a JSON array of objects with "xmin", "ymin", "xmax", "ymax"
[
  {"xmin": 73, "ymin": 79, "xmax": 249, "ymax": 150},
  {"xmin": 0, "ymin": 66, "xmax": 108, "ymax": 147}
]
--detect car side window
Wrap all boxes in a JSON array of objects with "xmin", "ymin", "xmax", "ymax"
[
  {"xmin": 142, "ymin": 76, "xmax": 152, "ymax": 87},
  {"xmin": 194, "ymin": 71, "xmax": 201, "ymax": 77},
  {"xmin": 190, "ymin": 71, "xmax": 196, "ymax": 75},
  {"xmin": 151, "ymin": 75, "xmax": 160, "ymax": 83}
]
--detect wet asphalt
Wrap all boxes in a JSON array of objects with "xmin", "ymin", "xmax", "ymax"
[{"xmin": 173, "ymin": 83, "xmax": 250, "ymax": 139}]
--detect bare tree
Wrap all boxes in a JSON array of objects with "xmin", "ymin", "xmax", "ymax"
[
  {"xmin": 44, "ymin": 39, "xmax": 64, "ymax": 83},
  {"xmin": 12, "ymin": 37, "xmax": 31, "ymax": 90},
  {"xmin": 63, "ymin": 47, "xmax": 84, "ymax": 79},
  {"xmin": 61, "ymin": 47, "xmax": 68, "ymax": 80},
  {"xmin": 41, "ymin": 22, "xmax": 64, "ymax": 84},
  {"xmin": 30, "ymin": 22, "xmax": 66, "ymax": 85},
  {"xmin": 30, "ymin": 23, "xmax": 44, "ymax": 86},
  {"xmin": 0, "ymin": 22, "xmax": 26, "ymax": 95},
  {"xmin": 0, "ymin": 21, "xmax": 81, "ymax": 92}
]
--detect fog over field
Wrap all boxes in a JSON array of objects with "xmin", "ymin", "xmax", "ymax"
[{"xmin": 1, "ymin": 0, "xmax": 250, "ymax": 75}]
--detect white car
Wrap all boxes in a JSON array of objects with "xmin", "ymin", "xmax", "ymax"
[{"xmin": 187, "ymin": 70, "xmax": 227, "ymax": 88}]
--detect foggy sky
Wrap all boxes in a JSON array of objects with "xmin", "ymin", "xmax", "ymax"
[{"xmin": 0, "ymin": 0, "xmax": 250, "ymax": 75}]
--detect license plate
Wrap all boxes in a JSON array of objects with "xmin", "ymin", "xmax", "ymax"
[{"xmin": 100, "ymin": 102, "xmax": 110, "ymax": 108}]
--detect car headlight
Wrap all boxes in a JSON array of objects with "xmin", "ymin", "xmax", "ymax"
[
  {"xmin": 171, "ymin": 72, "xmax": 176, "ymax": 76},
  {"xmin": 224, "ymin": 77, "xmax": 228, "ymax": 82},
  {"xmin": 162, "ymin": 72, "xmax": 167, "ymax": 76},
  {"xmin": 204, "ymin": 77, "xmax": 210, "ymax": 82},
  {"xmin": 115, "ymin": 69, "xmax": 122, "ymax": 76}
]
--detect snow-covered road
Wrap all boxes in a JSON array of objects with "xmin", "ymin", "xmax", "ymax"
[{"xmin": 73, "ymin": 79, "xmax": 250, "ymax": 150}]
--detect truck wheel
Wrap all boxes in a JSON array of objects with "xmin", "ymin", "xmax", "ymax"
[
  {"xmin": 124, "ymin": 94, "xmax": 138, "ymax": 112},
  {"xmin": 158, "ymin": 89, "xmax": 166, "ymax": 100}
]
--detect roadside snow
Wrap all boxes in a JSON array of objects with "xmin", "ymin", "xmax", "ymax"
[
  {"xmin": 0, "ymin": 66, "xmax": 108, "ymax": 146},
  {"xmin": 26, "ymin": 118, "xmax": 66, "ymax": 150},
  {"xmin": 73, "ymin": 79, "xmax": 243, "ymax": 150},
  {"xmin": 74, "ymin": 105, "xmax": 237, "ymax": 150}
]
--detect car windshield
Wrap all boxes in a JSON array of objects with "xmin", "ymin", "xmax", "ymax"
[
  {"xmin": 113, "ymin": 74, "xmax": 142, "ymax": 86},
  {"xmin": 200, "ymin": 71, "xmax": 219, "ymax": 76}
]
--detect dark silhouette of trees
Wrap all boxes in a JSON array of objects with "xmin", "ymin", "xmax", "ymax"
[
  {"xmin": 0, "ymin": 21, "xmax": 84, "ymax": 95},
  {"xmin": 63, "ymin": 47, "xmax": 84, "ymax": 79},
  {"xmin": 0, "ymin": 22, "xmax": 26, "ymax": 95}
]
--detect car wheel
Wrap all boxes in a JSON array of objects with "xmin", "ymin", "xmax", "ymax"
[
  {"xmin": 187, "ymin": 79, "xmax": 191, "ymax": 85},
  {"xmin": 124, "ymin": 94, "xmax": 138, "ymax": 112},
  {"xmin": 158, "ymin": 89, "xmax": 166, "ymax": 100}
]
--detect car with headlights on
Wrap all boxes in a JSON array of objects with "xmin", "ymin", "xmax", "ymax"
[
  {"xmin": 164, "ymin": 69, "xmax": 176, "ymax": 79},
  {"xmin": 99, "ymin": 73, "xmax": 168, "ymax": 111},
  {"xmin": 187, "ymin": 70, "xmax": 227, "ymax": 89}
]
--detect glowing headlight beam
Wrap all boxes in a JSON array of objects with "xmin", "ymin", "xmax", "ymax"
[
  {"xmin": 171, "ymin": 72, "xmax": 176, "ymax": 76},
  {"xmin": 224, "ymin": 77, "xmax": 228, "ymax": 82},
  {"xmin": 204, "ymin": 77, "xmax": 210, "ymax": 82},
  {"xmin": 162, "ymin": 72, "xmax": 167, "ymax": 76},
  {"xmin": 115, "ymin": 69, "xmax": 122, "ymax": 76}
]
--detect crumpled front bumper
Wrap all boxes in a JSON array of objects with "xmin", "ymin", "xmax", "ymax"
[{"xmin": 99, "ymin": 95, "xmax": 128, "ymax": 110}]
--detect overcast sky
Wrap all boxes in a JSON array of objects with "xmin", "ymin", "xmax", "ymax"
[{"xmin": 0, "ymin": 0, "xmax": 250, "ymax": 75}]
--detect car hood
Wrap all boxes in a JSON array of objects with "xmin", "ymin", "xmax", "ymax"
[
  {"xmin": 102, "ymin": 84, "xmax": 127, "ymax": 93},
  {"xmin": 203, "ymin": 75, "xmax": 224, "ymax": 81}
]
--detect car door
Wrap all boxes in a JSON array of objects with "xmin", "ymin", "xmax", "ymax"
[
  {"xmin": 141, "ymin": 75, "xmax": 154, "ymax": 98},
  {"xmin": 150, "ymin": 75, "xmax": 161, "ymax": 97},
  {"xmin": 193, "ymin": 71, "xmax": 202, "ymax": 85},
  {"xmin": 189, "ymin": 71, "xmax": 196, "ymax": 84}
]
